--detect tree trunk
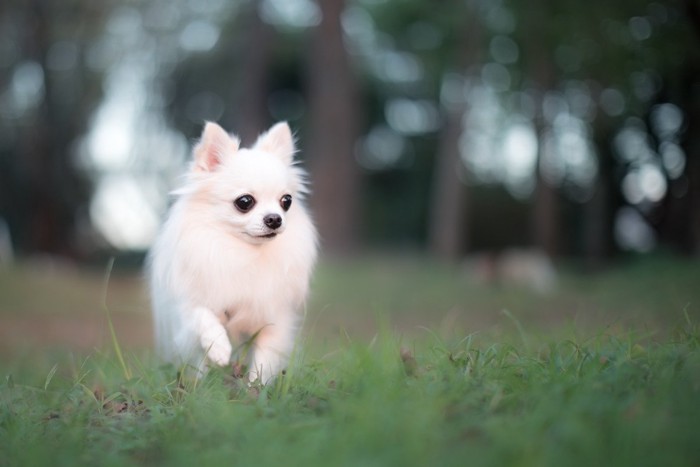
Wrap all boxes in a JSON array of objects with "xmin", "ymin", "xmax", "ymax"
[
  {"xmin": 532, "ymin": 160, "xmax": 560, "ymax": 257},
  {"xmin": 427, "ymin": 2, "xmax": 482, "ymax": 260},
  {"xmin": 682, "ymin": 67, "xmax": 700, "ymax": 257},
  {"xmin": 234, "ymin": 0, "xmax": 275, "ymax": 146},
  {"xmin": 681, "ymin": 1, "xmax": 700, "ymax": 256},
  {"xmin": 523, "ymin": 0, "xmax": 560, "ymax": 257},
  {"xmin": 15, "ymin": 0, "xmax": 89, "ymax": 256},
  {"xmin": 428, "ymin": 100, "xmax": 469, "ymax": 259},
  {"xmin": 530, "ymin": 91, "xmax": 560, "ymax": 257},
  {"xmin": 584, "ymin": 123, "xmax": 619, "ymax": 267},
  {"xmin": 306, "ymin": 0, "xmax": 361, "ymax": 254}
]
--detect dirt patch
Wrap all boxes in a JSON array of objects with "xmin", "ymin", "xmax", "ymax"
[{"xmin": 0, "ymin": 313, "xmax": 152, "ymax": 357}]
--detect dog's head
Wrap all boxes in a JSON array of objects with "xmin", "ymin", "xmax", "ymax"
[{"xmin": 182, "ymin": 121, "xmax": 307, "ymax": 245}]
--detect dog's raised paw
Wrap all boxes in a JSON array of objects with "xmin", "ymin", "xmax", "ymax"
[
  {"xmin": 200, "ymin": 328, "xmax": 232, "ymax": 367},
  {"xmin": 206, "ymin": 337, "xmax": 232, "ymax": 366}
]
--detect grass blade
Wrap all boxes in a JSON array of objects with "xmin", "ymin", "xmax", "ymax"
[
  {"xmin": 102, "ymin": 257, "xmax": 132, "ymax": 381},
  {"xmin": 501, "ymin": 308, "xmax": 530, "ymax": 351},
  {"xmin": 43, "ymin": 363, "xmax": 58, "ymax": 391}
]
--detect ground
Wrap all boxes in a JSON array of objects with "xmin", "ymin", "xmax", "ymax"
[
  {"xmin": 0, "ymin": 254, "xmax": 697, "ymax": 356},
  {"xmin": 1, "ymin": 254, "xmax": 699, "ymax": 466}
]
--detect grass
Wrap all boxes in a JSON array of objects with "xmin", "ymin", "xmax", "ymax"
[
  {"xmin": 2, "ymin": 323, "xmax": 700, "ymax": 466},
  {"xmin": 1, "ymin": 254, "xmax": 700, "ymax": 466}
]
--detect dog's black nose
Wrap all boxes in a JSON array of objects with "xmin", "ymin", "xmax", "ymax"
[{"xmin": 264, "ymin": 214, "xmax": 282, "ymax": 230}]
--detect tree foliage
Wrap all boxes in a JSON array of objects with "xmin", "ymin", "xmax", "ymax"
[{"xmin": 1, "ymin": 0, "xmax": 698, "ymax": 259}]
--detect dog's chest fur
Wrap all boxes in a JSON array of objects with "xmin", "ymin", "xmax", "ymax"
[{"xmin": 165, "ymin": 207, "xmax": 311, "ymax": 325}]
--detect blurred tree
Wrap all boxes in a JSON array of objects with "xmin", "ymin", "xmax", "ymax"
[
  {"xmin": 573, "ymin": 4, "xmax": 635, "ymax": 266},
  {"xmin": 306, "ymin": 0, "xmax": 362, "ymax": 254},
  {"xmin": 585, "ymin": 119, "xmax": 620, "ymax": 266},
  {"xmin": 3, "ymin": 0, "xmax": 699, "ymax": 262},
  {"xmin": 233, "ymin": 0, "xmax": 276, "ymax": 146},
  {"xmin": 511, "ymin": 0, "xmax": 700, "ymax": 262},
  {"xmin": 0, "ymin": 0, "xmax": 107, "ymax": 257},
  {"xmin": 521, "ymin": 0, "xmax": 560, "ymax": 258},
  {"xmin": 428, "ymin": 2, "xmax": 483, "ymax": 259},
  {"xmin": 681, "ymin": 0, "xmax": 700, "ymax": 256}
]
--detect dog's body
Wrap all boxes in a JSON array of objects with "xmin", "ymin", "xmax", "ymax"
[{"xmin": 148, "ymin": 122, "xmax": 317, "ymax": 383}]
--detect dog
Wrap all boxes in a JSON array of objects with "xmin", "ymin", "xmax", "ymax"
[{"xmin": 148, "ymin": 121, "xmax": 317, "ymax": 383}]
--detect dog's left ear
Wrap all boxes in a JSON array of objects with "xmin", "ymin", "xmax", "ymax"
[{"xmin": 254, "ymin": 122, "xmax": 295, "ymax": 164}]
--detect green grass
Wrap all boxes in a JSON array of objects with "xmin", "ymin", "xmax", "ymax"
[
  {"xmin": 2, "ymin": 323, "xmax": 700, "ymax": 467},
  {"xmin": 1, "ymin": 254, "xmax": 700, "ymax": 466}
]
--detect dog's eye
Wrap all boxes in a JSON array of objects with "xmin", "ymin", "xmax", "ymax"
[
  {"xmin": 234, "ymin": 195, "xmax": 256, "ymax": 213},
  {"xmin": 280, "ymin": 194, "xmax": 292, "ymax": 211}
]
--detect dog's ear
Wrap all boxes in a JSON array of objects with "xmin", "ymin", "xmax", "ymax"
[
  {"xmin": 193, "ymin": 122, "xmax": 240, "ymax": 172},
  {"xmin": 253, "ymin": 122, "xmax": 295, "ymax": 164}
]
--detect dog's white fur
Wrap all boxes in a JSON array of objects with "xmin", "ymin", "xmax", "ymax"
[{"xmin": 148, "ymin": 121, "xmax": 317, "ymax": 383}]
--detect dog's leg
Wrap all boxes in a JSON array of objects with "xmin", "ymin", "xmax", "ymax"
[
  {"xmin": 248, "ymin": 322, "xmax": 295, "ymax": 384},
  {"xmin": 190, "ymin": 306, "xmax": 232, "ymax": 367}
]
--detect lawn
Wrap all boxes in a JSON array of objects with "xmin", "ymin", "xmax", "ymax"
[{"xmin": 1, "ymin": 254, "xmax": 699, "ymax": 466}]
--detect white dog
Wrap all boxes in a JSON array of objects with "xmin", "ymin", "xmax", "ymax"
[{"xmin": 148, "ymin": 121, "xmax": 317, "ymax": 383}]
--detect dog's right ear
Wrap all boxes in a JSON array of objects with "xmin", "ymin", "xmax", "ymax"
[{"xmin": 193, "ymin": 122, "xmax": 240, "ymax": 172}]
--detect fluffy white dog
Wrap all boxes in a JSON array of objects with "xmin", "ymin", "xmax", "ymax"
[{"xmin": 148, "ymin": 121, "xmax": 317, "ymax": 383}]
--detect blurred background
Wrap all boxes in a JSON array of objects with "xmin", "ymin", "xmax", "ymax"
[{"xmin": 1, "ymin": 0, "xmax": 699, "ymax": 355}]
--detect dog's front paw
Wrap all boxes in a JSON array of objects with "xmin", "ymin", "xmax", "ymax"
[
  {"xmin": 208, "ymin": 338, "xmax": 232, "ymax": 367},
  {"xmin": 201, "ymin": 329, "xmax": 232, "ymax": 367}
]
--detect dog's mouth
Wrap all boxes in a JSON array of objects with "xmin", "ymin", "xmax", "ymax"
[{"xmin": 243, "ymin": 229, "xmax": 283, "ymax": 241}]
